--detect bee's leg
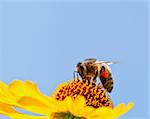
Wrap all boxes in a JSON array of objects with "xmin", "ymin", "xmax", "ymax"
[
  {"xmin": 103, "ymin": 88, "xmax": 107, "ymax": 94},
  {"xmin": 101, "ymin": 85, "xmax": 107, "ymax": 92},
  {"xmin": 85, "ymin": 79, "xmax": 90, "ymax": 85},
  {"xmin": 77, "ymin": 73, "xmax": 79, "ymax": 80},
  {"xmin": 86, "ymin": 77, "xmax": 91, "ymax": 85},
  {"xmin": 97, "ymin": 82, "xmax": 101, "ymax": 87},
  {"xmin": 101, "ymin": 86, "xmax": 110, "ymax": 98},
  {"xmin": 73, "ymin": 71, "xmax": 76, "ymax": 81},
  {"xmin": 82, "ymin": 76, "xmax": 87, "ymax": 83},
  {"xmin": 73, "ymin": 71, "xmax": 79, "ymax": 81},
  {"xmin": 92, "ymin": 70, "xmax": 98, "ymax": 86},
  {"xmin": 98, "ymin": 83, "xmax": 108, "ymax": 96},
  {"xmin": 103, "ymin": 89, "xmax": 111, "ymax": 100},
  {"xmin": 83, "ymin": 78, "xmax": 86, "ymax": 83}
]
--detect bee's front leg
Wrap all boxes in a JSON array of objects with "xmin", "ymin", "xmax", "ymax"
[{"xmin": 92, "ymin": 70, "xmax": 98, "ymax": 86}]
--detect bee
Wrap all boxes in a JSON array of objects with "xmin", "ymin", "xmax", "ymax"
[{"xmin": 74, "ymin": 58, "xmax": 116, "ymax": 93}]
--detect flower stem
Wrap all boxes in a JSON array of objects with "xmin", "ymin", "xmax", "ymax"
[{"xmin": 64, "ymin": 113, "xmax": 82, "ymax": 119}]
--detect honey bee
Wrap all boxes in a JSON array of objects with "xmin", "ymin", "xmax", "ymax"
[{"xmin": 74, "ymin": 58, "xmax": 116, "ymax": 93}]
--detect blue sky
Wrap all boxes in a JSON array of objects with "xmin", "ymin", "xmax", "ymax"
[{"xmin": 0, "ymin": 1, "xmax": 148, "ymax": 119}]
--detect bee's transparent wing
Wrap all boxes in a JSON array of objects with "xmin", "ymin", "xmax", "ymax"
[
  {"xmin": 94, "ymin": 61, "xmax": 118, "ymax": 65},
  {"xmin": 83, "ymin": 58, "xmax": 97, "ymax": 63},
  {"xmin": 84, "ymin": 58, "xmax": 96, "ymax": 62}
]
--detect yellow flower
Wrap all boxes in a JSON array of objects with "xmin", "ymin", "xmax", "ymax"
[{"xmin": 0, "ymin": 80, "xmax": 134, "ymax": 119}]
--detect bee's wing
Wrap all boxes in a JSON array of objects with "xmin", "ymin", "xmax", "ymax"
[
  {"xmin": 83, "ymin": 58, "xmax": 97, "ymax": 63},
  {"xmin": 94, "ymin": 61, "xmax": 118, "ymax": 65}
]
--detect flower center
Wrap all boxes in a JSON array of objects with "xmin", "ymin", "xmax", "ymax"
[{"xmin": 52, "ymin": 79, "xmax": 113, "ymax": 108}]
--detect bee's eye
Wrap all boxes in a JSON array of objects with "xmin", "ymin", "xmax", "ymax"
[
  {"xmin": 77, "ymin": 63, "xmax": 85, "ymax": 76},
  {"xmin": 80, "ymin": 65, "xmax": 84, "ymax": 71},
  {"xmin": 77, "ymin": 62, "xmax": 84, "ymax": 71},
  {"xmin": 77, "ymin": 62, "xmax": 82, "ymax": 67}
]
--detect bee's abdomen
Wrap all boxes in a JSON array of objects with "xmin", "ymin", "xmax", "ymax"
[{"xmin": 100, "ymin": 76, "xmax": 113, "ymax": 93}]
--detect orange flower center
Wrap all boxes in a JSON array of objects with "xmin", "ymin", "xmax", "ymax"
[{"xmin": 54, "ymin": 79, "xmax": 113, "ymax": 108}]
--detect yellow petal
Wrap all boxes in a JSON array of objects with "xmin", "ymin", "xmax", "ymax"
[
  {"xmin": 53, "ymin": 100, "xmax": 68, "ymax": 112},
  {"xmin": 81, "ymin": 106, "xmax": 95, "ymax": 118},
  {"xmin": 16, "ymin": 96, "xmax": 54, "ymax": 115},
  {"xmin": 0, "ymin": 81, "xmax": 17, "ymax": 105},
  {"xmin": 6, "ymin": 113, "xmax": 49, "ymax": 119},
  {"xmin": 0, "ymin": 102, "xmax": 49, "ymax": 119},
  {"xmin": 64, "ymin": 96, "xmax": 73, "ymax": 113},
  {"xmin": 88, "ymin": 107, "xmax": 114, "ymax": 119},
  {"xmin": 72, "ymin": 96, "xmax": 86, "ymax": 116},
  {"xmin": 0, "ymin": 80, "xmax": 56, "ymax": 115},
  {"xmin": 123, "ymin": 102, "xmax": 134, "ymax": 114},
  {"xmin": 8, "ymin": 80, "xmax": 51, "ymax": 106},
  {"xmin": 0, "ymin": 102, "xmax": 17, "ymax": 113},
  {"xmin": 113, "ymin": 103, "xmax": 125, "ymax": 117},
  {"xmin": 113, "ymin": 102, "xmax": 134, "ymax": 118},
  {"xmin": 18, "ymin": 96, "xmax": 48, "ymax": 107}
]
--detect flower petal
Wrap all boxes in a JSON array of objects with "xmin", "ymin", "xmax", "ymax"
[
  {"xmin": 71, "ymin": 96, "xmax": 86, "ymax": 116},
  {"xmin": 64, "ymin": 96, "xmax": 73, "ymax": 113},
  {"xmin": 9, "ymin": 80, "xmax": 51, "ymax": 106},
  {"xmin": 5, "ymin": 114, "xmax": 49, "ymax": 119},
  {"xmin": 123, "ymin": 102, "xmax": 134, "ymax": 114},
  {"xmin": 80, "ymin": 106, "xmax": 95, "ymax": 118},
  {"xmin": 18, "ymin": 96, "xmax": 48, "ymax": 107},
  {"xmin": 88, "ymin": 107, "xmax": 114, "ymax": 119},
  {"xmin": 113, "ymin": 103, "xmax": 125, "ymax": 116},
  {"xmin": 0, "ymin": 102, "xmax": 49, "ymax": 119},
  {"xmin": 113, "ymin": 102, "xmax": 134, "ymax": 118},
  {"xmin": 0, "ymin": 102, "xmax": 17, "ymax": 113},
  {"xmin": 17, "ymin": 96, "xmax": 53, "ymax": 115},
  {"xmin": 0, "ymin": 81, "xmax": 17, "ymax": 105},
  {"xmin": 0, "ymin": 80, "xmax": 57, "ymax": 115}
]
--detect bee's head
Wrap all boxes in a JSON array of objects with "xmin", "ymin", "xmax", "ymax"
[{"xmin": 76, "ymin": 62, "xmax": 86, "ymax": 79}]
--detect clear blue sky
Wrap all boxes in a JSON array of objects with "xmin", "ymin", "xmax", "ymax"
[{"xmin": 0, "ymin": 1, "xmax": 148, "ymax": 119}]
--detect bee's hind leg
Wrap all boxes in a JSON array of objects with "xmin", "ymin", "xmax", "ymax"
[{"xmin": 101, "ymin": 86, "xmax": 110, "ymax": 99}]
